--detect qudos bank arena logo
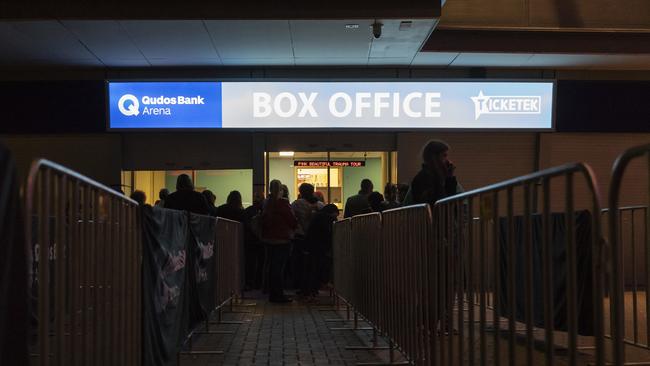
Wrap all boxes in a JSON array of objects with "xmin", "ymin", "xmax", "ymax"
[
  {"xmin": 118, "ymin": 94, "xmax": 140, "ymax": 116},
  {"xmin": 470, "ymin": 91, "xmax": 541, "ymax": 120}
]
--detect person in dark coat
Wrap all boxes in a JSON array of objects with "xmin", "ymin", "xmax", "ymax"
[
  {"xmin": 242, "ymin": 193, "xmax": 264, "ymax": 290},
  {"xmin": 408, "ymin": 140, "xmax": 462, "ymax": 332},
  {"xmin": 368, "ymin": 191, "xmax": 385, "ymax": 213},
  {"xmin": 303, "ymin": 204, "xmax": 340, "ymax": 297},
  {"xmin": 130, "ymin": 190, "xmax": 147, "ymax": 206},
  {"xmin": 164, "ymin": 174, "xmax": 210, "ymax": 215},
  {"xmin": 216, "ymin": 190, "xmax": 245, "ymax": 222},
  {"xmin": 261, "ymin": 180, "xmax": 298, "ymax": 303},
  {"xmin": 382, "ymin": 183, "xmax": 400, "ymax": 210},
  {"xmin": 201, "ymin": 190, "xmax": 218, "ymax": 216},
  {"xmin": 408, "ymin": 139, "xmax": 460, "ymax": 207}
]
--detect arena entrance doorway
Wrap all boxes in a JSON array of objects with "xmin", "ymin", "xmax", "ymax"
[{"xmin": 267, "ymin": 151, "xmax": 397, "ymax": 212}]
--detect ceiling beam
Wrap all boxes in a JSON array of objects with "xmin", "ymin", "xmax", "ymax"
[
  {"xmin": 422, "ymin": 29, "xmax": 650, "ymax": 54},
  {"xmin": 0, "ymin": 0, "xmax": 440, "ymax": 20}
]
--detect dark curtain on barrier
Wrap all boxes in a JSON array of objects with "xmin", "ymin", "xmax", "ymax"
[
  {"xmin": 498, "ymin": 210, "xmax": 594, "ymax": 336},
  {"xmin": 188, "ymin": 213, "xmax": 217, "ymax": 324},
  {"xmin": 142, "ymin": 206, "xmax": 191, "ymax": 366},
  {"xmin": 0, "ymin": 144, "xmax": 28, "ymax": 365},
  {"xmin": 142, "ymin": 207, "xmax": 220, "ymax": 366}
]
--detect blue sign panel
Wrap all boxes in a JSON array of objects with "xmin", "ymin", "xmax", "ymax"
[
  {"xmin": 107, "ymin": 81, "xmax": 554, "ymax": 130},
  {"xmin": 108, "ymin": 82, "xmax": 222, "ymax": 129}
]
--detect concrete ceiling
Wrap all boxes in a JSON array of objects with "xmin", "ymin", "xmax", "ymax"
[
  {"xmin": 0, "ymin": 19, "xmax": 437, "ymax": 67},
  {"xmin": 0, "ymin": 19, "xmax": 648, "ymax": 70}
]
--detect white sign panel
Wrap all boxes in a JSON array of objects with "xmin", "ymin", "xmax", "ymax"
[{"xmin": 108, "ymin": 81, "xmax": 554, "ymax": 129}]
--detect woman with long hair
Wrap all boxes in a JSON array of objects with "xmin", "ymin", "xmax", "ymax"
[{"xmin": 260, "ymin": 180, "xmax": 297, "ymax": 303}]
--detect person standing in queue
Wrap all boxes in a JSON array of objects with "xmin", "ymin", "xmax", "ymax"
[
  {"xmin": 382, "ymin": 183, "xmax": 400, "ymax": 210},
  {"xmin": 155, "ymin": 188, "xmax": 169, "ymax": 207},
  {"xmin": 242, "ymin": 192, "xmax": 265, "ymax": 290},
  {"xmin": 201, "ymin": 190, "xmax": 218, "ymax": 216},
  {"xmin": 291, "ymin": 183, "xmax": 324, "ymax": 293},
  {"xmin": 343, "ymin": 179, "xmax": 373, "ymax": 218},
  {"xmin": 405, "ymin": 139, "xmax": 461, "ymax": 206},
  {"xmin": 164, "ymin": 174, "xmax": 210, "ymax": 215},
  {"xmin": 130, "ymin": 190, "xmax": 147, "ymax": 206},
  {"xmin": 216, "ymin": 190, "xmax": 245, "ymax": 222},
  {"xmin": 405, "ymin": 139, "xmax": 462, "ymax": 332},
  {"xmin": 260, "ymin": 180, "xmax": 297, "ymax": 303},
  {"xmin": 304, "ymin": 203, "xmax": 340, "ymax": 298}
]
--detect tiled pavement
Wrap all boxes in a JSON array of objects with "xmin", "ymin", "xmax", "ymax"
[{"xmin": 180, "ymin": 291, "xmax": 397, "ymax": 366}]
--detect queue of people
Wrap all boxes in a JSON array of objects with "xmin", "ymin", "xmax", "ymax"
[{"xmin": 127, "ymin": 138, "xmax": 460, "ymax": 303}]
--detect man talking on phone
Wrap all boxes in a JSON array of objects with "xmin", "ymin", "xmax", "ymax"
[{"xmin": 406, "ymin": 139, "xmax": 461, "ymax": 207}]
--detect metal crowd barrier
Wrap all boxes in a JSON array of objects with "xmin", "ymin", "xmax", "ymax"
[
  {"xmin": 214, "ymin": 217, "xmax": 245, "ymax": 314},
  {"xmin": 25, "ymin": 159, "xmax": 141, "ymax": 366},
  {"xmin": 609, "ymin": 143, "xmax": 650, "ymax": 365},
  {"xmin": 179, "ymin": 215, "xmax": 246, "ymax": 361},
  {"xmin": 332, "ymin": 218, "xmax": 352, "ymax": 308},
  {"xmin": 381, "ymin": 205, "xmax": 433, "ymax": 364},
  {"xmin": 332, "ymin": 162, "xmax": 606, "ymax": 366},
  {"xmin": 434, "ymin": 163, "xmax": 604, "ymax": 366}
]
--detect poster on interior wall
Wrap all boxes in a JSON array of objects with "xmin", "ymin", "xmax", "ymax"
[{"xmin": 107, "ymin": 81, "xmax": 554, "ymax": 130}]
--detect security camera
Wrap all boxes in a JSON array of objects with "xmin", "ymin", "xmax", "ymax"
[{"xmin": 372, "ymin": 21, "xmax": 383, "ymax": 39}]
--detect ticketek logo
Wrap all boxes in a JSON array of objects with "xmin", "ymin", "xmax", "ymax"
[
  {"xmin": 470, "ymin": 91, "xmax": 541, "ymax": 120},
  {"xmin": 118, "ymin": 94, "xmax": 140, "ymax": 116}
]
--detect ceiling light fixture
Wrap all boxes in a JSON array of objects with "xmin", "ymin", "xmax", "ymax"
[{"xmin": 279, "ymin": 151, "xmax": 295, "ymax": 157}]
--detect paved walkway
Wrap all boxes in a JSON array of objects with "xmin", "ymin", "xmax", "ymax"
[{"xmin": 180, "ymin": 291, "xmax": 395, "ymax": 366}]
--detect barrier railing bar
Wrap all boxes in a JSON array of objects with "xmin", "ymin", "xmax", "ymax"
[
  {"xmin": 542, "ymin": 177, "xmax": 555, "ymax": 366},
  {"xmin": 566, "ymin": 173, "xmax": 578, "ymax": 366},
  {"xmin": 506, "ymin": 186, "xmax": 515, "ymax": 366},
  {"xmin": 70, "ymin": 181, "xmax": 78, "ymax": 366},
  {"xmin": 468, "ymin": 196, "xmax": 476, "ymax": 366},
  {"xmin": 491, "ymin": 190, "xmax": 501, "ymax": 366},
  {"xmin": 646, "ymin": 201, "xmax": 650, "ymax": 351},
  {"xmin": 602, "ymin": 205, "xmax": 649, "ymax": 212},
  {"xmin": 631, "ymin": 209, "xmax": 639, "ymax": 344},
  {"xmin": 479, "ymin": 198, "xmax": 487, "ymax": 366},
  {"xmin": 106, "ymin": 193, "xmax": 113, "ymax": 366},
  {"xmin": 524, "ymin": 182, "xmax": 535, "ymax": 366},
  {"xmin": 27, "ymin": 160, "xmax": 136, "ymax": 205},
  {"xmin": 435, "ymin": 163, "xmax": 593, "ymax": 206},
  {"xmin": 55, "ymin": 175, "xmax": 65, "ymax": 366}
]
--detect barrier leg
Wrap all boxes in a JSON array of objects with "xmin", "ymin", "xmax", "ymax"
[
  {"xmin": 346, "ymin": 328, "xmax": 390, "ymax": 350},
  {"xmin": 319, "ymin": 292, "xmax": 342, "ymax": 312},
  {"xmin": 177, "ymin": 330, "xmax": 225, "ymax": 364},
  {"xmin": 193, "ymin": 318, "xmax": 234, "ymax": 335},
  {"xmin": 330, "ymin": 310, "xmax": 373, "ymax": 331},
  {"xmin": 209, "ymin": 301, "xmax": 251, "ymax": 325},
  {"xmin": 224, "ymin": 291, "xmax": 254, "ymax": 314},
  {"xmin": 355, "ymin": 338, "xmax": 409, "ymax": 366}
]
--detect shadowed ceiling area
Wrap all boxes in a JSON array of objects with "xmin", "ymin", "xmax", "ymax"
[{"xmin": 0, "ymin": 0, "xmax": 648, "ymax": 70}]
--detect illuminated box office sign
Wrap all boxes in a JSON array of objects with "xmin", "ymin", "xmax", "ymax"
[
  {"xmin": 107, "ymin": 81, "xmax": 554, "ymax": 130},
  {"xmin": 294, "ymin": 161, "xmax": 366, "ymax": 167}
]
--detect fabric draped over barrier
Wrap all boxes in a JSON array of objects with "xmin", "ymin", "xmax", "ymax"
[
  {"xmin": 188, "ymin": 213, "xmax": 218, "ymax": 324},
  {"xmin": 142, "ymin": 206, "xmax": 240, "ymax": 366},
  {"xmin": 497, "ymin": 210, "xmax": 595, "ymax": 335},
  {"xmin": 0, "ymin": 144, "xmax": 28, "ymax": 366},
  {"xmin": 142, "ymin": 207, "xmax": 191, "ymax": 366}
]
